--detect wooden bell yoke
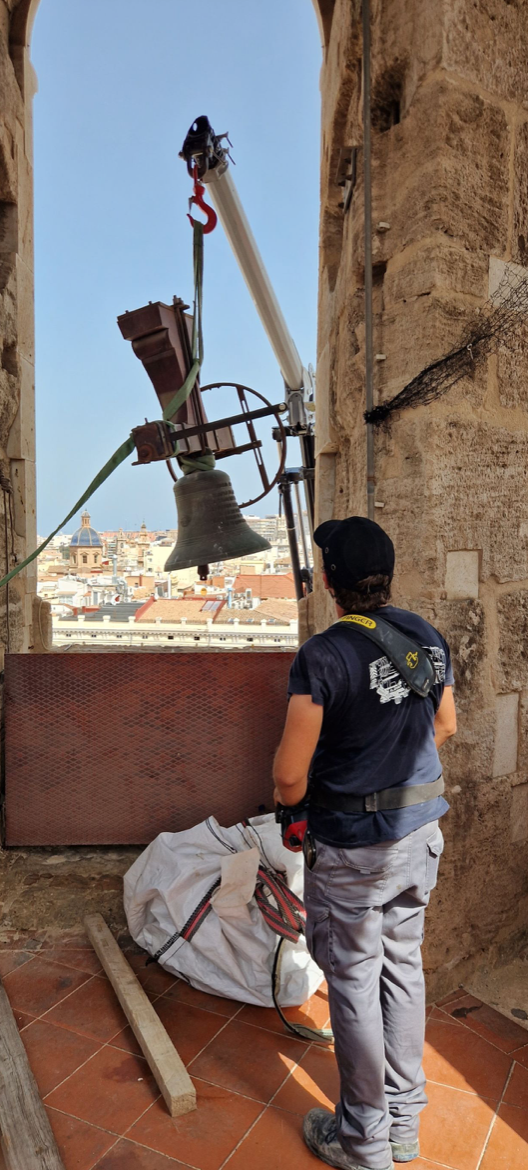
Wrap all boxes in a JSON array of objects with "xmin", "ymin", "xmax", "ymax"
[{"xmin": 117, "ymin": 299, "xmax": 236, "ymax": 462}]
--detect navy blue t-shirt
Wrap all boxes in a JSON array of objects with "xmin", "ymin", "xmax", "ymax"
[{"xmin": 288, "ymin": 605, "xmax": 454, "ymax": 847}]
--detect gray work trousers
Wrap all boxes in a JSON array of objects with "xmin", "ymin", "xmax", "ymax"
[{"xmin": 304, "ymin": 820, "xmax": 444, "ymax": 1170}]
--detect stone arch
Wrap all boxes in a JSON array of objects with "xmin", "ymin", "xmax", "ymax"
[
  {"xmin": 3, "ymin": 0, "xmax": 324, "ymax": 655},
  {"xmin": 10, "ymin": 0, "xmax": 41, "ymax": 93},
  {"xmin": 311, "ymin": 0, "xmax": 335, "ymax": 49},
  {"xmin": 0, "ymin": 0, "xmax": 43, "ymax": 655}
]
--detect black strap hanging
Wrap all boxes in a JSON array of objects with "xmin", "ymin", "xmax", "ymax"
[{"xmin": 338, "ymin": 614, "xmax": 436, "ymax": 698}]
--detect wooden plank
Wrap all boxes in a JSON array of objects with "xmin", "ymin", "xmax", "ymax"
[
  {"xmin": 0, "ymin": 980, "xmax": 65, "ymax": 1170},
  {"xmin": 84, "ymin": 914, "xmax": 196, "ymax": 1117}
]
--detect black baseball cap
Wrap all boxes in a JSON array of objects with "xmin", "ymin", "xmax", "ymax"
[{"xmin": 314, "ymin": 516, "xmax": 395, "ymax": 589}]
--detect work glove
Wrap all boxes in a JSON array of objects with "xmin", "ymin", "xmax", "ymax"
[{"xmin": 275, "ymin": 797, "xmax": 310, "ymax": 852}]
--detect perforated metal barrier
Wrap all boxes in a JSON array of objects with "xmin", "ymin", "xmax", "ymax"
[{"xmin": 4, "ymin": 651, "xmax": 294, "ymax": 846}]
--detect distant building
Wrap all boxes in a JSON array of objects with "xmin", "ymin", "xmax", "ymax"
[
  {"xmin": 246, "ymin": 514, "xmax": 288, "ymax": 543},
  {"xmin": 135, "ymin": 597, "xmax": 225, "ymax": 625},
  {"xmin": 53, "ymin": 592, "xmax": 297, "ymax": 649},
  {"xmin": 69, "ymin": 511, "xmax": 102, "ymax": 572},
  {"xmin": 136, "ymin": 521, "xmax": 150, "ymax": 567}
]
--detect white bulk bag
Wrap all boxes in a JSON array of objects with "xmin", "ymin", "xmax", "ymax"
[{"xmin": 123, "ymin": 813, "xmax": 323, "ymax": 1007}]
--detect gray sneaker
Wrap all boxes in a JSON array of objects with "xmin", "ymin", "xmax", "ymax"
[
  {"xmin": 303, "ymin": 1108, "xmax": 393, "ymax": 1170},
  {"xmin": 390, "ymin": 1138, "xmax": 420, "ymax": 1163}
]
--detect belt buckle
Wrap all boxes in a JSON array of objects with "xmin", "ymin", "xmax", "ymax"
[{"xmin": 364, "ymin": 792, "xmax": 378, "ymax": 813}]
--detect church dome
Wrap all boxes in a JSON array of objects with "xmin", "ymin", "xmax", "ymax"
[{"xmin": 70, "ymin": 510, "xmax": 102, "ymax": 548}]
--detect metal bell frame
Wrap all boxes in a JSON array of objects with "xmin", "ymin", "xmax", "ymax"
[
  {"xmin": 169, "ymin": 382, "xmax": 288, "ymax": 507},
  {"xmin": 163, "ymin": 381, "xmax": 288, "ymax": 578}
]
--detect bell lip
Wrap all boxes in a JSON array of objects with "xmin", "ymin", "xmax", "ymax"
[
  {"xmin": 164, "ymin": 535, "xmax": 271, "ymax": 573},
  {"xmin": 165, "ymin": 466, "xmax": 272, "ymax": 573}
]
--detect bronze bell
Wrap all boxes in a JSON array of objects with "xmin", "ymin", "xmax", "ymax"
[{"xmin": 164, "ymin": 468, "xmax": 271, "ymax": 575}]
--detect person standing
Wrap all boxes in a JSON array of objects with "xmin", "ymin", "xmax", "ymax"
[{"xmin": 273, "ymin": 517, "xmax": 456, "ymax": 1170}]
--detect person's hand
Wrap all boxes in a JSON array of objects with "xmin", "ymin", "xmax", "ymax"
[{"xmin": 273, "ymin": 786, "xmax": 282, "ymax": 807}]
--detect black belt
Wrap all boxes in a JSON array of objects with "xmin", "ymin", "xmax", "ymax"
[{"xmin": 312, "ymin": 775, "xmax": 444, "ymax": 815}]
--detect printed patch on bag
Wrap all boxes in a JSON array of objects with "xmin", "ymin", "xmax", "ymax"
[
  {"xmin": 427, "ymin": 646, "xmax": 447, "ymax": 683},
  {"xmin": 369, "ymin": 657, "xmax": 410, "ymax": 705},
  {"xmin": 369, "ymin": 646, "xmax": 446, "ymax": 705}
]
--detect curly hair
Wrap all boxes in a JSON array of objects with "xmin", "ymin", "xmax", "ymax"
[{"xmin": 326, "ymin": 572, "xmax": 392, "ymax": 614}]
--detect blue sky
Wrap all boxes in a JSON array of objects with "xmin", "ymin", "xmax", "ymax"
[{"xmin": 32, "ymin": 0, "xmax": 321, "ymax": 535}]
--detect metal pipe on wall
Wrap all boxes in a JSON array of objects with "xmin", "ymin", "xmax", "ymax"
[
  {"xmin": 293, "ymin": 478, "xmax": 310, "ymax": 569},
  {"xmin": 362, "ymin": 0, "xmax": 375, "ymax": 521},
  {"xmin": 279, "ymin": 479, "xmax": 304, "ymax": 601}
]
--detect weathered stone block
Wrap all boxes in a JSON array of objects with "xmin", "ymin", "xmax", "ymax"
[
  {"xmin": 423, "ymin": 774, "xmax": 528, "ymax": 980},
  {"xmin": 331, "ymin": 293, "xmax": 369, "ymax": 436},
  {"xmin": 372, "ymin": 294, "xmax": 487, "ymax": 407},
  {"xmin": 496, "ymin": 318, "xmax": 528, "ymax": 411},
  {"xmin": 314, "ymin": 342, "xmax": 339, "ymax": 457},
  {"xmin": 353, "ymin": 81, "xmax": 509, "ymax": 268},
  {"xmin": 319, "ymin": 0, "xmax": 361, "ymax": 292},
  {"xmin": 515, "ymin": 692, "xmax": 528, "ymax": 785},
  {"xmin": 384, "ymin": 243, "xmax": 488, "ymax": 307},
  {"xmin": 425, "ymin": 598, "xmax": 486, "ymax": 706},
  {"xmin": 315, "ymin": 451, "xmax": 337, "ymax": 528},
  {"xmin": 31, "ymin": 595, "xmax": 52, "ymax": 653},
  {"xmin": 443, "ymin": 0, "xmax": 528, "ymax": 108},
  {"xmin": 15, "ymin": 253, "xmax": 34, "ymax": 362},
  {"xmin": 497, "ymin": 593, "xmax": 528, "ymax": 693},
  {"xmin": 0, "ymin": 365, "xmax": 19, "ymax": 440},
  {"xmin": 11, "ymin": 455, "xmax": 35, "ymax": 548},
  {"xmin": 0, "ymin": 259, "xmax": 18, "ymax": 354},
  {"xmin": 512, "ymin": 122, "xmax": 528, "ymax": 266},
  {"xmin": 493, "ymin": 693, "xmax": 519, "ymax": 778},
  {"xmin": 371, "ymin": 0, "xmax": 442, "ymax": 116},
  {"xmin": 6, "ymin": 353, "xmax": 33, "ymax": 461},
  {"xmin": 445, "ymin": 551, "xmax": 480, "ymax": 600},
  {"xmin": 373, "ymin": 421, "xmax": 440, "ymax": 591},
  {"xmin": 426, "ymin": 421, "xmax": 528, "ymax": 584},
  {"xmin": 374, "ymin": 417, "xmax": 528, "ymax": 590},
  {"xmin": 320, "ymin": 0, "xmax": 361, "ymax": 137},
  {"xmin": 511, "ymin": 784, "xmax": 528, "ymax": 844}
]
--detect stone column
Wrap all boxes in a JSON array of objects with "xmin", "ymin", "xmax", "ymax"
[
  {"xmin": 2, "ymin": 0, "xmax": 41, "ymax": 656},
  {"xmin": 315, "ymin": 0, "xmax": 528, "ymax": 990}
]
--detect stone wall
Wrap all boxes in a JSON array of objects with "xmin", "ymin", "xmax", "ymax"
[
  {"xmin": 2, "ymin": 0, "xmax": 527, "ymax": 985},
  {"xmin": 0, "ymin": 0, "xmax": 44, "ymax": 659},
  {"xmin": 314, "ymin": 0, "xmax": 528, "ymax": 993}
]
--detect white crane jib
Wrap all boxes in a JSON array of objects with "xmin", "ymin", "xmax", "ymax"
[
  {"xmin": 180, "ymin": 117, "xmax": 315, "ymax": 434},
  {"xmin": 180, "ymin": 116, "xmax": 315, "ymax": 589}
]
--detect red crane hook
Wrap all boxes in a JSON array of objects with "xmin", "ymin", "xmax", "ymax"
[{"xmin": 187, "ymin": 165, "xmax": 217, "ymax": 234}]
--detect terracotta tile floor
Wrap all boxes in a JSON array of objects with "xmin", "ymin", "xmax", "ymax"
[{"xmin": 1, "ymin": 944, "xmax": 528, "ymax": 1170}]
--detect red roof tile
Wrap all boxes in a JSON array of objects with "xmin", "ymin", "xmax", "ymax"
[
  {"xmin": 232, "ymin": 574, "xmax": 296, "ymax": 600},
  {"xmin": 135, "ymin": 598, "xmax": 225, "ymax": 624},
  {"xmin": 255, "ymin": 599, "xmax": 298, "ymax": 623}
]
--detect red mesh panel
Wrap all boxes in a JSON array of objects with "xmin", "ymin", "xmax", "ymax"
[{"xmin": 4, "ymin": 651, "xmax": 294, "ymax": 846}]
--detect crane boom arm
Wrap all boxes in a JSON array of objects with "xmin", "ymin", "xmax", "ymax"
[
  {"xmin": 180, "ymin": 117, "xmax": 316, "ymax": 592},
  {"xmin": 203, "ymin": 164, "xmax": 304, "ymax": 393},
  {"xmin": 180, "ymin": 117, "xmax": 314, "ymax": 431}
]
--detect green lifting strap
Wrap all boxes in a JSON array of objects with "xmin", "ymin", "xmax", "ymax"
[
  {"xmin": 163, "ymin": 222, "xmax": 215, "ymax": 476},
  {"xmin": 0, "ymin": 221, "xmax": 214, "ymax": 594},
  {"xmin": 0, "ymin": 436, "xmax": 135, "ymax": 592}
]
